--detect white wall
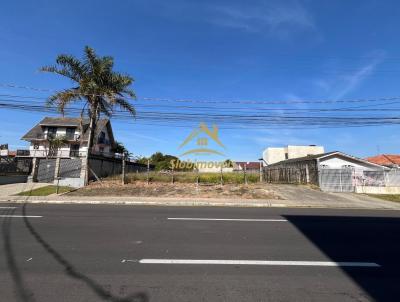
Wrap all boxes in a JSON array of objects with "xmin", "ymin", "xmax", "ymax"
[
  {"xmin": 287, "ymin": 145, "xmax": 324, "ymax": 159},
  {"xmin": 263, "ymin": 145, "xmax": 324, "ymax": 165},
  {"xmin": 320, "ymin": 155, "xmax": 383, "ymax": 170},
  {"xmin": 26, "ymin": 124, "xmax": 114, "ymax": 158}
]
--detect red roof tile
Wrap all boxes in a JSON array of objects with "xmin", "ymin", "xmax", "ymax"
[
  {"xmin": 365, "ymin": 154, "xmax": 400, "ymax": 166},
  {"xmin": 235, "ymin": 161, "xmax": 261, "ymax": 169}
]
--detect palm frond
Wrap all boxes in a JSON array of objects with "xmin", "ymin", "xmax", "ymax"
[
  {"xmin": 46, "ymin": 89, "xmax": 81, "ymax": 114},
  {"xmin": 114, "ymin": 97, "xmax": 136, "ymax": 117}
]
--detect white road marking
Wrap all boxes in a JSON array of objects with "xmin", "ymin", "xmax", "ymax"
[
  {"xmin": 0, "ymin": 207, "xmax": 17, "ymax": 209},
  {"xmin": 26, "ymin": 258, "xmax": 33, "ymax": 262},
  {"xmin": 138, "ymin": 259, "xmax": 380, "ymax": 267},
  {"xmin": 167, "ymin": 218, "xmax": 287, "ymax": 222},
  {"xmin": 121, "ymin": 259, "xmax": 138, "ymax": 263},
  {"xmin": 0, "ymin": 215, "xmax": 42, "ymax": 218}
]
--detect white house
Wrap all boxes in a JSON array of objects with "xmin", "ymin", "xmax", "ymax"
[{"xmin": 21, "ymin": 117, "xmax": 115, "ymax": 158}]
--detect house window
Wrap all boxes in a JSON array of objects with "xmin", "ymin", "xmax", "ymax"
[
  {"xmin": 342, "ymin": 165, "xmax": 354, "ymax": 169},
  {"xmin": 66, "ymin": 128, "xmax": 75, "ymax": 140},
  {"xmin": 285, "ymin": 153, "xmax": 289, "ymax": 160},
  {"xmin": 47, "ymin": 127, "xmax": 57, "ymax": 139},
  {"xmin": 98, "ymin": 131, "xmax": 106, "ymax": 144},
  {"xmin": 70, "ymin": 144, "xmax": 80, "ymax": 157}
]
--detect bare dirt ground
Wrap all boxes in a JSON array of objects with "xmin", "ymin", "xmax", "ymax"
[{"xmin": 68, "ymin": 181, "xmax": 282, "ymax": 199}]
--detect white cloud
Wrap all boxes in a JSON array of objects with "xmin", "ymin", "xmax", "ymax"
[
  {"xmin": 311, "ymin": 51, "xmax": 386, "ymax": 99},
  {"xmin": 209, "ymin": 1, "xmax": 315, "ymax": 37},
  {"xmin": 334, "ymin": 54, "xmax": 385, "ymax": 99}
]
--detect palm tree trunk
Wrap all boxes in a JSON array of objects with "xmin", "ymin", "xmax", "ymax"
[{"xmin": 84, "ymin": 104, "xmax": 98, "ymax": 185}]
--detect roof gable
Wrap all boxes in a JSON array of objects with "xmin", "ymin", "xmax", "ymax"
[
  {"xmin": 268, "ymin": 151, "xmax": 388, "ymax": 169},
  {"xmin": 21, "ymin": 117, "xmax": 114, "ymax": 144}
]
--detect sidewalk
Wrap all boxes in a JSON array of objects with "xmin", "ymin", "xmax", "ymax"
[
  {"xmin": 2, "ymin": 194, "xmax": 400, "ymax": 210},
  {"xmin": 0, "ymin": 182, "xmax": 49, "ymax": 197}
]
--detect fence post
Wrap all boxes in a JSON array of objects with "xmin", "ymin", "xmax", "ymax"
[
  {"xmin": 171, "ymin": 166, "xmax": 175, "ymax": 184},
  {"xmin": 121, "ymin": 153, "xmax": 126, "ymax": 185},
  {"xmin": 244, "ymin": 164, "xmax": 248, "ymax": 185},
  {"xmin": 54, "ymin": 156, "xmax": 61, "ymax": 194},
  {"xmin": 220, "ymin": 166, "xmax": 224, "ymax": 186},
  {"xmin": 305, "ymin": 165, "xmax": 310, "ymax": 184},
  {"xmin": 147, "ymin": 159, "xmax": 150, "ymax": 185},
  {"xmin": 196, "ymin": 167, "xmax": 199, "ymax": 186},
  {"xmin": 259, "ymin": 161, "xmax": 263, "ymax": 182},
  {"xmin": 29, "ymin": 157, "xmax": 39, "ymax": 182}
]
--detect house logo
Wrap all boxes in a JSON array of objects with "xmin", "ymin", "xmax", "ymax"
[{"xmin": 178, "ymin": 122, "xmax": 226, "ymax": 157}]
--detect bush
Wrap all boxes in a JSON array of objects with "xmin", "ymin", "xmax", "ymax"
[{"xmin": 122, "ymin": 171, "xmax": 259, "ymax": 184}]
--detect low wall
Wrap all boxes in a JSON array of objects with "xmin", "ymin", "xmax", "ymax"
[
  {"xmin": 355, "ymin": 186, "xmax": 400, "ymax": 194},
  {"xmin": 0, "ymin": 175, "xmax": 28, "ymax": 185},
  {"xmin": 54, "ymin": 177, "xmax": 85, "ymax": 188}
]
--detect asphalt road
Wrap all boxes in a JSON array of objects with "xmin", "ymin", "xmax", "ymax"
[{"xmin": 1, "ymin": 203, "xmax": 400, "ymax": 302}]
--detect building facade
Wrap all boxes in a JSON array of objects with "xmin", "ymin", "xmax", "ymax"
[
  {"xmin": 262, "ymin": 145, "xmax": 325, "ymax": 166},
  {"xmin": 21, "ymin": 117, "xmax": 115, "ymax": 158}
]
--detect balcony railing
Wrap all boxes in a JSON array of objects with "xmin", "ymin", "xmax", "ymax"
[
  {"xmin": 16, "ymin": 149, "xmax": 30, "ymax": 156},
  {"xmin": 34, "ymin": 133, "xmax": 80, "ymax": 140}
]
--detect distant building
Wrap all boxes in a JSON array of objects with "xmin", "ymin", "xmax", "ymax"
[
  {"xmin": 234, "ymin": 161, "xmax": 261, "ymax": 172},
  {"xmin": 264, "ymin": 151, "xmax": 389, "ymax": 192},
  {"xmin": 262, "ymin": 145, "xmax": 324, "ymax": 166},
  {"xmin": 365, "ymin": 154, "xmax": 400, "ymax": 168}
]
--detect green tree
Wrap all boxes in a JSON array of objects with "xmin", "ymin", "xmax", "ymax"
[
  {"xmin": 224, "ymin": 159, "xmax": 234, "ymax": 168},
  {"xmin": 112, "ymin": 141, "xmax": 129, "ymax": 156},
  {"xmin": 41, "ymin": 46, "xmax": 136, "ymax": 184}
]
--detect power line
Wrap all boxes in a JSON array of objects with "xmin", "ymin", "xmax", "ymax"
[{"xmin": 2, "ymin": 83, "xmax": 400, "ymax": 105}]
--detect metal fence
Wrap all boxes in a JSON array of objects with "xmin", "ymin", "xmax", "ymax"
[
  {"xmin": 319, "ymin": 168, "xmax": 354, "ymax": 192},
  {"xmin": 59, "ymin": 158, "xmax": 81, "ymax": 178},
  {"xmin": 319, "ymin": 168, "xmax": 400, "ymax": 192},
  {"xmin": 37, "ymin": 158, "xmax": 56, "ymax": 183},
  {"xmin": 0, "ymin": 157, "xmax": 32, "ymax": 175}
]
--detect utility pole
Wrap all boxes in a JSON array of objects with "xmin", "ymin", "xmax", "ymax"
[
  {"xmin": 147, "ymin": 159, "xmax": 150, "ymax": 185},
  {"xmin": 121, "ymin": 153, "xmax": 126, "ymax": 185}
]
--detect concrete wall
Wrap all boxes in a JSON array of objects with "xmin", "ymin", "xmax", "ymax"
[
  {"xmin": 287, "ymin": 145, "xmax": 324, "ymax": 159},
  {"xmin": 0, "ymin": 175, "xmax": 28, "ymax": 185},
  {"xmin": 54, "ymin": 177, "xmax": 85, "ymax": 188},
  {"xmin": 355, "ymin": 186, "xmax": 400, "ymax": 194}
]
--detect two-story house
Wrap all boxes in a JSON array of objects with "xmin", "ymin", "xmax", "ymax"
[{"xmin": 21, "ymin": 117, "xmax": 115, "ymax": 158}]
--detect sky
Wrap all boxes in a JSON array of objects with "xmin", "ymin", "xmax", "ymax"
[{"xmin": 0, "ymin": 0, "xmax": 400, "ymax": 161}]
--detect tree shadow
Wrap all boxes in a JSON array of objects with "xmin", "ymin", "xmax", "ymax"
[
  {"xmin": 2, "ymin": 202, "xmax": 149, "ymax": 302},
  {"xmin": 283, "ymin": 215, "xmax": 400, "ymax": 302},
  {"xmin": 2, "ymin": 206, "xmax": 36, "ymax": 302}
]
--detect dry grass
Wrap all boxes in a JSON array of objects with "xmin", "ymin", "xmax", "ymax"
[
  {"xmin": 367, "ymin": 194, "xmax": 400, "ymax": 203},
  {"xmin": 68, "ymin": 180, "xmax": 282, "ymax": 199}
]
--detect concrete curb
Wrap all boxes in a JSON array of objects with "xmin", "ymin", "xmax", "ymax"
[{"xmin": 1, "ymin": 195, "xmax": 400, "ymax": 210}]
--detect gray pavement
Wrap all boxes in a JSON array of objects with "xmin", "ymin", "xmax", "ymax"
[
  {"xmin": 3, "ymin": 191, "xmax": 400, "ymax": 210},
  {"xmin": 0, "ymin": 183, "xmax": 49, "ymax": 197},
  {"xmin": 1, "ymin": 204, "xmax": 400, "ymax": 301}
]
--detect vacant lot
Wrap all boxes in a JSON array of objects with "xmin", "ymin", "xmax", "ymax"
[{"xmin": 69, "ymin": 181, "xmax": 282, "ymax": 199}]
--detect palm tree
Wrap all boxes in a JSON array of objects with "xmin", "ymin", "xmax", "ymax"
[
  {"xmin": 46, "ymin": 135, "xmax": 69, "ymax": 158},
  {"xmin": 40, "ymin": 46, "xmax": 136, "ymax": 184}
]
